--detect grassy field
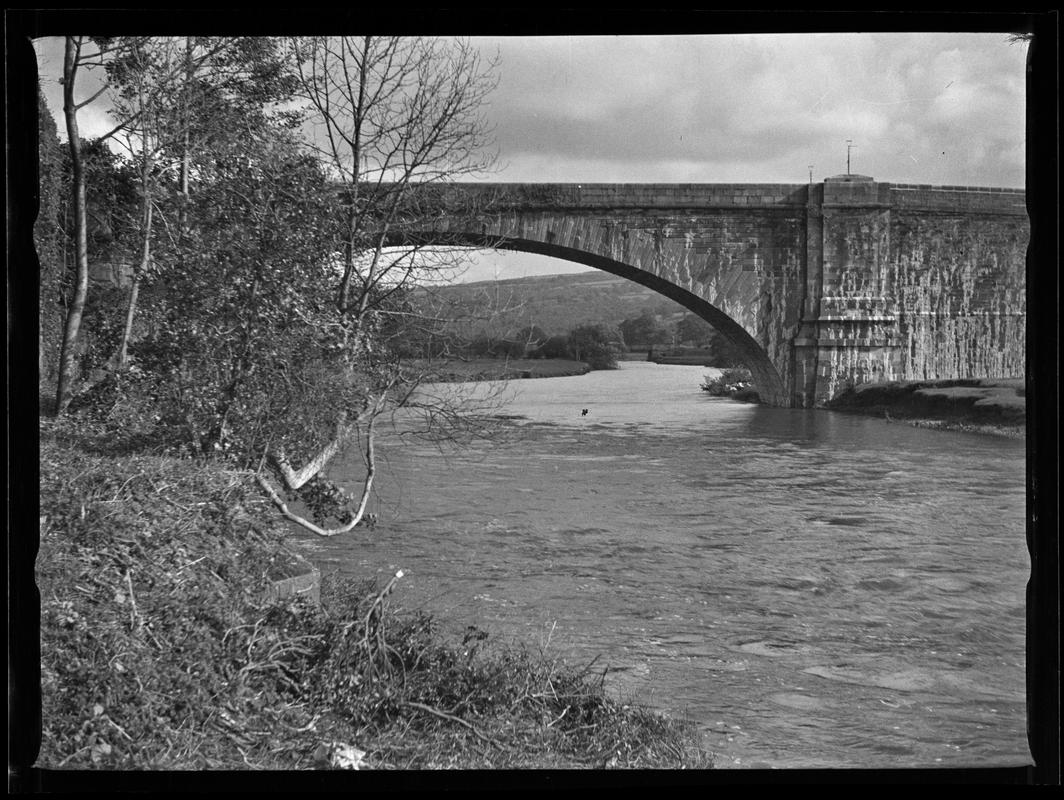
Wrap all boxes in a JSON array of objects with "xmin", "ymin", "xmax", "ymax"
[{"xmin": 826, "ymin": 377, "xmax": 1025, "ymax": 437}]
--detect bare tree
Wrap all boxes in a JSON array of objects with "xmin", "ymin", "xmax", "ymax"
[
  {"xmin": 292, "ymin": 36, "xmax": 498, "ymax": 316},
  {"xmin": 249, "ymin": 35, "xmax": 502, "ymax": 537}
]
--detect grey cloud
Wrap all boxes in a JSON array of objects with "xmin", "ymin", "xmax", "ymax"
[{"xmin": 478, "ymin": 33, "xmax": 1026, "ymax": 187}]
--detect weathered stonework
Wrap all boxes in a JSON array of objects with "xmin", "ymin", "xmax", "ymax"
[{"xmin": 402, "ymin": 178, "xmax": 1027, "ymax": 407}]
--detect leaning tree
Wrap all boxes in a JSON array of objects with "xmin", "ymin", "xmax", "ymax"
[{"xmin": 244, "ymin": 35, "xmax": 505, "ymax": 537}]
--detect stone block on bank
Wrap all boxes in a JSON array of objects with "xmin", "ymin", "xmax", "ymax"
[{"xmin": 267, "ymin": 552, "xmax": 321, "ymax": 607}]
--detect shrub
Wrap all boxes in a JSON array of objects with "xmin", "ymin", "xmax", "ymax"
[
  {"xmin": 566, "ymin": 324, "xmax": 625, "ymax": 370},
  {"xmin": 701, "ymin": 367, "xmax": 758, "ymax": 402},
  {"xmin": 532, "ymin": 334, "xmax": 571, "ymax": 360}
]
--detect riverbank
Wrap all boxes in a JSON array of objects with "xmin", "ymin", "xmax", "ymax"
[
  {"xmin": 701, "ymin": 368, "xmax": 760, "ymax": 404},
  {"xmin": 825, "ymin": 378, "xmax": 1026, "ymax": 438},
  {"xmin": 647, "ymin": 349, "xmax": 719, "ymax": 366},
  {"xmin": 416, "ymin": 358, "xmax": 591, "ymax": 382},
  {"xmin": 34, "ymin": 416, "xmax": 711, "ymax": 771}
]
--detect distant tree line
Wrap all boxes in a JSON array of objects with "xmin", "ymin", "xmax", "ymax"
[
  {"xmin": 434, "ymin": 322, "xmax": 626, "ymax": 371},
  {"xmin": 619, "ymin": 311, "xmax": 744, "ymax": 366},
  {"xmin": 420, "ymin": 309, "xmax": 744, "ymax": 370}
]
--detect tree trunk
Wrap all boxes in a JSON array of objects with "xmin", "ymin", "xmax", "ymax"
[
  {"xmin": 55, "ymin": 37, "xmax": 90, "ymax": 415},
  {"xmin": 116, "ymin": 124, "xmax": 156, "ymax": 369},
  {"xmin": 258, "ymin": 412, "xmax": 378, "ymax": 537},
  {"xmin": 116, "ymin": 276, "xmax": 141, "ymax": 369},
  {"xmin": 117, "ymin": 185, "xmax": 151, "ymax": 368},
  {"xmin": 177, "ymin": 36, "xmax": 192, "ymax": 241}
]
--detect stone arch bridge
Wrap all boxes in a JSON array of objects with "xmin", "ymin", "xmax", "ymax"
[{"xmin": 392, "ymin": 177, "xmax": 1027, "ymax": 407}]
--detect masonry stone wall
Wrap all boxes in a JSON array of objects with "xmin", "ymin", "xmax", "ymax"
[
  {"xmin": 414, "ymin": 180, "xmax": 1027, "ymax": 407},
  {"xmin": 886, "ymin": 190, "xmax": 1027, "ymax": 384}
]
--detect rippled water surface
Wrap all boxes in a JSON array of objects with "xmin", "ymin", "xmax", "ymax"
[{"xmin": 299, "ymin": 362, "xmax": 1029, "ymax": 769}]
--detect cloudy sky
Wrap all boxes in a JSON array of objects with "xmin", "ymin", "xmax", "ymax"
[
  {"xmin": 34, "ymin": 32, "xmax": 1029, "ymax": 282},
  {"xmin": 474, "ymin": 33, "xmax": 1026, "ymax": 186}
]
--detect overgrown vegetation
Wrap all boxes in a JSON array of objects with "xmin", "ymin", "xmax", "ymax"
[
  {"xmin": 37, "ymin": 84, "xmax": 67, "ymax": 386},
  {"xmin": 700, "ymin": 368, "xmax": 759, "ymax": 403},
  {"xmin": 37, "ymin": 422, "xmax": 712, "ymax": 770},
  {"xmin": 40, "ymin": 35, "xmax": 521, "ymax": 540}
]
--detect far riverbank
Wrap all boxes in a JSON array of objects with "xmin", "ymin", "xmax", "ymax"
[
  {"xmin": 414, "ymin": 358, "xmax": 591, "ymax": 382},
  {"xmin": 825, "ymin": 377, "xmax": 1026, "ymax": 438},
  {"xmin": 418, "ymin": 361, "xmax": 1027, "ymax": 440}
]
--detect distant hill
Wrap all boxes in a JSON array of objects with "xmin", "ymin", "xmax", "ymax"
[{"xmin": 433, "ymin": 270, "xmax": 689, "ymax": 338}]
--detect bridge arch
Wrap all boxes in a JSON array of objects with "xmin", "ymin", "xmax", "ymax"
[
  {"xmin": 392, "ymin": 231, "xmax": 788, "ymax": 404},
  {"xmin": 382, "ymin": 180, "xmax": 1026, "ymax": 407}
]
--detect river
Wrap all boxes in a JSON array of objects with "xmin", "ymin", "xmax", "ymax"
[{"xmin": 297, "ymin": 361, "xmax": 1030, "ymax": 770}]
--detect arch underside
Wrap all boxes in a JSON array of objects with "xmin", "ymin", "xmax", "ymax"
[{"xmin": 400, "ymin": 231, "xmax": 789, "ymax": 406}]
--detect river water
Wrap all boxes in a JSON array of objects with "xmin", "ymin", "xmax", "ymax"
[{"xmin": 298, "ymin": 361, "xmax": 1030, "ymax": 770}]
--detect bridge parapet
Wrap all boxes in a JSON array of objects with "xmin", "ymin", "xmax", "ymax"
[
  {"xmin": 422, "ymin": 182, "xmax": 810, "ymax": 211},
  {"xmin": 885, "ymin": 183, "xmax": 1027, "ymax": 215}
]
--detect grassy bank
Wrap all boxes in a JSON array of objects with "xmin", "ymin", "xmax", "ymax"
[
  {"xmin": 35, "ymin": 418, "xmax": 711, "ymax": 771},
  {"xmin": 415, "ymin": 358, "xmax": 591, "ymax": 383},
  {"xmin": 826, "ymin": 378, "xmax": 1025, "ymax": 438}
]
